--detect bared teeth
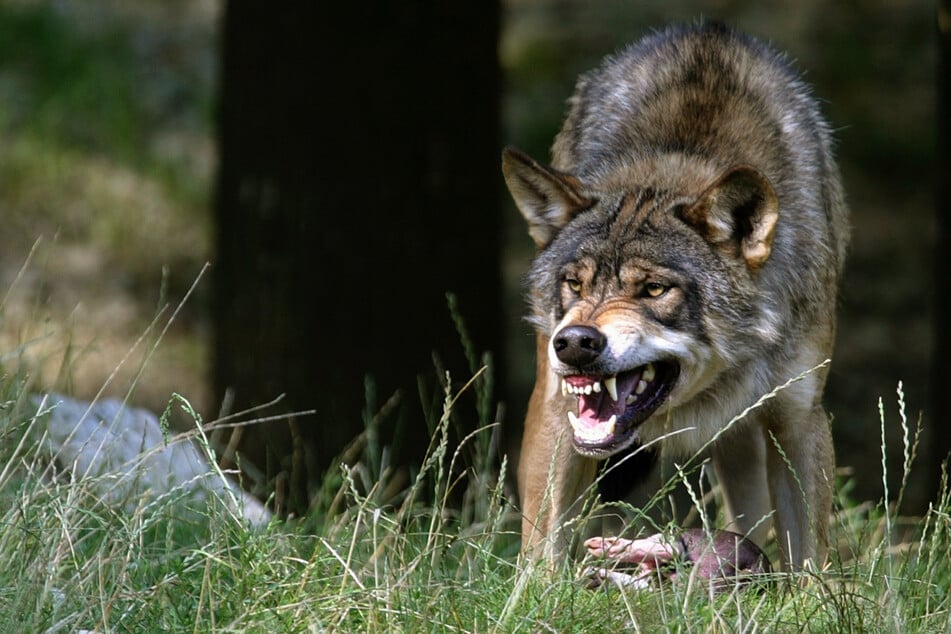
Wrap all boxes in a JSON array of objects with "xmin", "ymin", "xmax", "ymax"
[
  {"xmin": 561, "ymin": 363, "xmax": 657, "ymax": 403},
  {"xmin": 561, "ymin": 378, "xmax": 605, "ymax": 396},
  {"xmin": 567, "ymin": 410, "xmax": 580, "ymax": 430},
  {"xmin": 643, "ymin": 363, "xmax": 656, "ymax": 382}
]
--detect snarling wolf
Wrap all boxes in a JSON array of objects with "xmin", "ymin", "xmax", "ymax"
[{"xmin": 503, "ymin": 23, "xmax": 848, "ymax": 570}]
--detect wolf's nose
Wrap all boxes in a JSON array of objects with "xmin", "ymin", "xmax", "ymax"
[{"xmin": 553, "ymin": 325, "xmax": 606, "ymax": 367}]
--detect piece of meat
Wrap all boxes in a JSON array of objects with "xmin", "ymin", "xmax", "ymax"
[{"xmin": 584, "ymin": 528, "xmax": 771, "ymax": 593}]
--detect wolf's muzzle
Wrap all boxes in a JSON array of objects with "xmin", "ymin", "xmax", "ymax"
[{"xmin": 550, "ymin": 322, "xmax": 679, "ymax": 457}]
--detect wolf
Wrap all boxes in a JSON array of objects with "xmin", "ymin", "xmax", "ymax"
[{"xmin": 503, "ymin": 22, "xmax": 848, "ymax": 571}]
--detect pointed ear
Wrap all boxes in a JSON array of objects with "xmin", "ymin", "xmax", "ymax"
[
  {"xmin": 502, "ymin": 146, "xmax": 593, "ymax": 248},
  {"xmin": 680, "ymin": 165, "xmax": 779, "ymax": 270}
]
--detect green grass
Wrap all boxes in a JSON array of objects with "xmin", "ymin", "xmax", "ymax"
[{"xmin": 0, "ymin": 345, "xmax": 949, "ymax": 633}]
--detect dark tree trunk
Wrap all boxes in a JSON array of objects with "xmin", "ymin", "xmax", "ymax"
[
  {"xmin": 932, "ymin": 0, "xmax": 951, "ymax": 502},
  {"xmin": 213, "ymin": 4, "xmax": 501, "ymax": 512}
]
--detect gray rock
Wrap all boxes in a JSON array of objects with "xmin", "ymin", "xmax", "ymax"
[{"xmin": 33, "ymin": 393, "xmax": 271, "ymax": 528}]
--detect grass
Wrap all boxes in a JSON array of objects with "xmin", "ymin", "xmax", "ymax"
[{"xmin": 0, "ymin": 320, "xmax": 949, "ymax": 634}]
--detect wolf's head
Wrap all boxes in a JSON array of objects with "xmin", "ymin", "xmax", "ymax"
[{"xmin": 503, "ymin": 146, "xmax": 780, "ymax": 458}]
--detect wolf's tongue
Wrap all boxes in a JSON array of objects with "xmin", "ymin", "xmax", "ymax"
[{"xmin": 578, "ymin": 393, "xmax": 616, "ymax": 423}]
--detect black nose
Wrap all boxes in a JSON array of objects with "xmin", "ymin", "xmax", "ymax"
[{"xmin": 553, "ymin": 325, "xmax": 606, "ymax": 367}]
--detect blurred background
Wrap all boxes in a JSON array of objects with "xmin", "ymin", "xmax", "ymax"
[{"xmin": 0, "ymin": 0, "xmax": 942, "ymax": 515}]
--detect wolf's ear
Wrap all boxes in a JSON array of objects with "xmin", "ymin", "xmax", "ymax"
[
  {"xmin": 502, "ymin": 146, "xmax": 593, "ymax": 248},
  {"xmin": 681, "ymin": 165, "xmax": 779, "ymax": 269}
]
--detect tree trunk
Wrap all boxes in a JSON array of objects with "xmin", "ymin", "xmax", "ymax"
[{"xmin": 213, "ymin": 4, "xmax": 501, "ymax": 513}]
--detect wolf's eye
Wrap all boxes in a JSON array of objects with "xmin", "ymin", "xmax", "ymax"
[
  {"xmin": 644, "ymin": 282, "xmax": 668, "ymax": 298},
  {"xmin": 566, "ymin": 278, "xmax": 583, "ymax": 293}
]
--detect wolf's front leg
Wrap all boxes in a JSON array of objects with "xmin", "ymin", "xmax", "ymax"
[
  {"xmin": 519, "ymin": 339, "xmax": 598, "ymax": 562},
  {"xmin": 711, "ymin": 422, "xmax": 772, "ymax": 549},
  {"xmin": 766, "ymin": 401, "xmax": 834, "ymax": 570},
  {"xmin": 518, "ymin": 416, "xmax": 597, "ymax": 562}
]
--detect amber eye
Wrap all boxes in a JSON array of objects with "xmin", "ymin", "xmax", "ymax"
[
  {"xmin": 644, "ymin": 282, "xmax": 668, "ymax": 298},
  {"xmin": 566, "ymin": 278, "xmax": 583, "ymax": 293}
]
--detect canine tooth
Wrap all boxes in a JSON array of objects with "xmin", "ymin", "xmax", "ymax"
[
  {"xmin": 561, "ymin": 379, "xmax": 569, "ymax": 397},
  {"xmin": 626, "ymin": 394, "xmax": 636, "ymax": 405},
  {"xmin": 604, "ymin": 376, "xmax": 618, "ymax": 402},
  {"xmin": 568, "ymin": 410, "xmax": 580, "ymax": 431},
  {"xmin": 643, "ymin": 363, "xmax": 656, "ymax": 382},
  {"xmin": 606, "ymin": 414, "xmax": 617, "ymax": 435},
  {"xmin": 636, "ymin": 379, "xmax": 648, "ymax": 395}
]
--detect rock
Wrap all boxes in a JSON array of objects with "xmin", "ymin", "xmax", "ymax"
[{"xmin": 32, "ymin": 393, "xmax": 271, "ymax": 528}]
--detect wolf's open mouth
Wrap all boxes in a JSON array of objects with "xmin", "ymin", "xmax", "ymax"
[{"xmin": 561, "ymin": 361, "xmax": 679, "ymax": 454}]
